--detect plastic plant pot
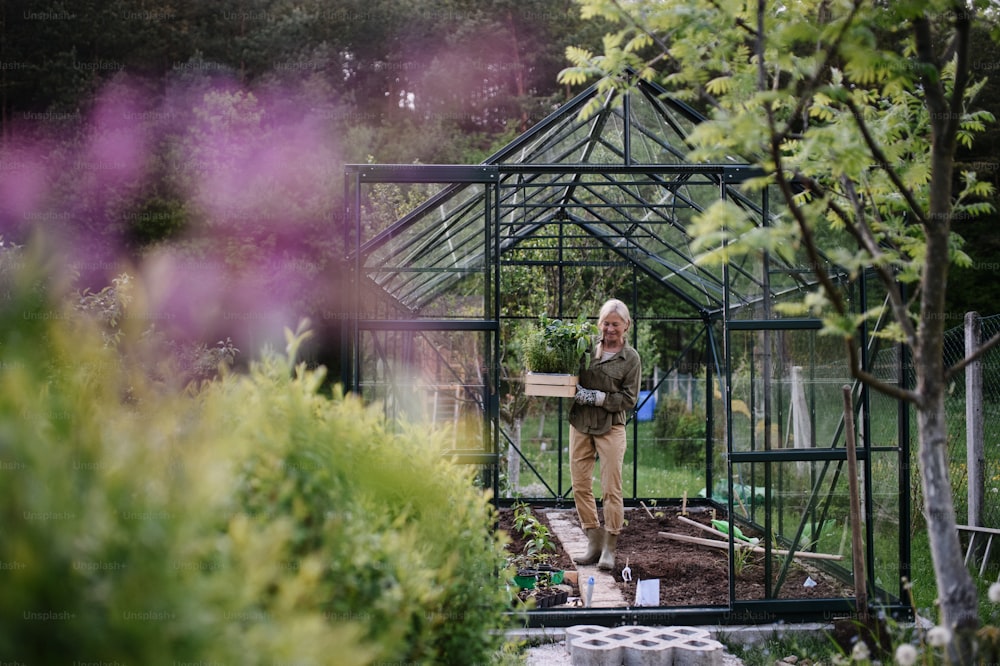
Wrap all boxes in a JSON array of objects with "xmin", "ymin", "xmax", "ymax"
[
  {"xmin": 534, "ymin": 588, "xmax": 569, "ymax": 608},
  {"xmin": 514, "ymin": 571, "xmax": 537, "ymax": 589},
  {"xmin": 535, "ymin": 563, "xmax": 564, "ymax": 585},
  {"xmin": 549, "ymin": 570, "xmax": 564, "ymax": 585}
]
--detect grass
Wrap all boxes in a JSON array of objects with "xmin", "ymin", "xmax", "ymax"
[
  {"xmin": 720, "ymin": 629, "xmax": 842, "ymax": 665},
  {"xmin": 507, "ymin": 412, "xmax": 705, "ymax": 499},
  {"xmin": 906, "ymin": 528, "xmax": 1000, "ymax": 626},
  {"xmin": 490, "ymin": 641, "xmax": 529, "ymax": 666}
]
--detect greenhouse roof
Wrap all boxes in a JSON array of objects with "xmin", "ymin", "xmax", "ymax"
[{"xmin": 349, "ymin": 76, "xmax": 843, "ymax": 317}]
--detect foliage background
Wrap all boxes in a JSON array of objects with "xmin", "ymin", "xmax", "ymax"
[{"xmin": 2, "ymin": 2, "xmax": 998, "ymax": 377}]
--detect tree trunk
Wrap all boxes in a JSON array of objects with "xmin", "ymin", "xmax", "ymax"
[
  {"xmin": 915, "ymin": 6, "xmax": 978, "ymax": 645},
  {"xmin": 916, "ymin": 394, "xmax": 979, "ymax": 657},
  {"xmin": 917, "ymin": 216, "xmax": 979, "ymax": 659}
]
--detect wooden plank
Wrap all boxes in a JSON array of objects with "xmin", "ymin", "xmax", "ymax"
[
  {"xmin": 958, "ymin": 525, "xmax": 1000, "ymax": 535},
  {"xmin": 659, "ymin": 531, "xmax": 844, "ymax": 561},
  {"xmin": 524, "ymin": 382, "xmax": 577, "ymax": 397},
  {"xmin": 965, "ymin": 533, "xmax": 977, "ymax": 568},
  {"xmin": 524, "ymin": 373, "xmax": 578, "ymax": 397},
  {"xmin": 659, "ymin": 531, "xmax": 744, "ymax": 550},
  {"xmin": 525, "ymin": 372, "xmax": 578, "ymax": 386}
]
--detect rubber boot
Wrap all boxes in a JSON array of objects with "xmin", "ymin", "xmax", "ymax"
[
  {"xmin": 574, "ymin": 527, "xmax": 605, "ymax": 565},
  {"xmin": 597, "ymin": 533, "xmax": 618, "ymax": 570}
]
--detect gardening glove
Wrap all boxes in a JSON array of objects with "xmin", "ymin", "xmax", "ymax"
[{"xmin": 575, "ymin": 385, "xmax": 606, "ymax": 407}]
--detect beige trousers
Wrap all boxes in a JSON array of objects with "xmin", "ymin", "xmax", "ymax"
[{"xmin": 569, "ymin": 424, "xmax": 626, "ymax": 535}]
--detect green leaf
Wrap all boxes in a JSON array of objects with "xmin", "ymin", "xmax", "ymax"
[
  {"xmin": 564, "ymin": 45, "xmax": 595, "ymax": 66},
  {"xmin": 624, "ymin": 33, "xmax": 653, "ymax": 53},
  {"xmin": 705, "ymin": 76, "xmax": 732, "ymax": 95}
]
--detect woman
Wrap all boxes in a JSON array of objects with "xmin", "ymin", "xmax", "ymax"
[{"xmin": 569, "ymin": 298, "xmax": 641, "ymax": 570}]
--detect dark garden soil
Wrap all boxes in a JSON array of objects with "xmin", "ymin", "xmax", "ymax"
[{"xmin": 499, "ymin": 505, "xmax": 854, "ymax": 608}]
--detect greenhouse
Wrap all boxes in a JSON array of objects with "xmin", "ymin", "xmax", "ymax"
[{"xmin": 343, "ymin": 76, "xmax": 912, "ymax": 626}]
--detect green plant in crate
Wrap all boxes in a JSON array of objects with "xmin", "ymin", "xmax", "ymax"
[{"xmin": 523, "ymin": 315, "xmax": 596, "ymax": 374}]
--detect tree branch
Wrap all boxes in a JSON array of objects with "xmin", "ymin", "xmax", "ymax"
[
  {"xmin": 607, "ymin": 0, "xmax": 681, "ymax": 73},
  {"xmin": 773, "ymin": 0, "xmax": 864, "ymax": 146},
  {"xmin": 778, "ymin": 174, "xmax": 919, "ymax": 403},
  {"xmin": 755, "ymin": 0, "xmax": 766, "ymax": 92},
  {"xmin": 947, "ymin": 3, "xmax": 971, "ymax": 139},
  {"xmin": 756, "ymin": 4, "xmax": 916, "ymax": 406},
  {"xmin": 603, "ymin": 0, "xmax": 727, "ymax": 114},
  {"xmin": 707, "ymin": 0, "xmax": 758, "ymax": 38},
  {"xmin": 846, "ymin": 336, "xmax": 920, "ymax": 404},
  {"xmin": 844, "ymin": 97, "xmax": 929, "ymax": 227},
  {"xmin": 913, "ymin": 16, "xmax": 947, "ymax": 113},
  {"xmin": 764, "ymin": 136, "xmax": 850, "ymax": 317},
  {"xmin": 756, "ymin": 16, "xmax": 853, "ymax": 322},
  {"xmin": 838, "ymin": 176, "xmax": 919, "ymax": 346}
]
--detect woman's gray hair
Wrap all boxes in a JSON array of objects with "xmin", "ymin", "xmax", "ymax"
[{"xmin": 594, "ymin": 299, "xmax": 631, "ymax": 357}]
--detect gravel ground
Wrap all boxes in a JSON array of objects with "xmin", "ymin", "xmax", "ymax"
[{"xmin": 523, "ymin": 641, "xmax": 573, "ymax": 666}]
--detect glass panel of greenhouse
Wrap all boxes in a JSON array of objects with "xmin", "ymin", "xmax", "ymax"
[{"xmin": 344, "ymin": 75, "xmax": 910, "ymax": 626}]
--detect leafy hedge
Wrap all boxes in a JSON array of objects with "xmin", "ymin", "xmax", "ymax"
[
  {"xmin": 652, "ymin": 394, "xmax": 708, "ymax": 465},
  {"xmin": 0, "ymin": 260, "xmax": 512, "ymax": 664}
]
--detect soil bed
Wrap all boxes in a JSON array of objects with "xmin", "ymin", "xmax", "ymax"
[{"xmin": 499, "ymin": 505, "xmax": 853, "ymax": 607}]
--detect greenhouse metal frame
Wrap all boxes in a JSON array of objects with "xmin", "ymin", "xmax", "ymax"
[{"xmin": 343, "ymin": 76, "xmax": 913, "ymax": 626}]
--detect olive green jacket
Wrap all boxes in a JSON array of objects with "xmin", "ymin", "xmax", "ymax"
[{"xmin": 569, "ymin": 344, "xmax": 641, "ymax": 435}]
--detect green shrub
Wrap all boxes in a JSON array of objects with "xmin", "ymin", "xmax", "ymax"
[
  {"xmin": 0, "ymin": 257, "xmax": 512, "ymax": 664},
  {"xmin": 0, "ymin": 272, "xmax": 239, "ymax": 663},
  {"xmin": 223, "ymin": 337, "xmax": 513, "ymax": 664},
  {"xmin": 652, "ymin": 394, "xmax": 707, "ymax": 464}
]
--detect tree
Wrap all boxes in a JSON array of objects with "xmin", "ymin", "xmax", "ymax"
[{"xmin": 561, "ymin": 0, "xmax": 999, "ymax": 660}]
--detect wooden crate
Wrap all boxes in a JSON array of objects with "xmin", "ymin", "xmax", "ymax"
[{"xmin": 524, "ymin": 372, "xmax": 577, "ymax": 398}]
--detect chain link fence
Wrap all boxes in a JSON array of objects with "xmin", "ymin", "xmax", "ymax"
[
  {"xmin": 939, "ymin": 314, "xmax": 1000, "ymax": 528},
  {"xmin": 875, "ymin": 313, "xmax": 1000, "ymax": 532}
]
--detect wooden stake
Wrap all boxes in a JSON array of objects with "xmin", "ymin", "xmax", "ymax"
[
  {"xmin": 842, "ymin": 385, "xmax": 868, "ymax": 622},
  {"xmin": 680, "ymin": 491, "xmax": 688, "ymax": 516},
  {"xmin": 659, "ymin": 531, "xmax": 844, "ymax": 561},
  {"xmin": 676, "ymin": 515, "xmax": 731, "ymax": 540},
  {"xmin": 639, "ymin": 501, "xmax": 656, "ymax": 520},
  {"xmin": 659, "ymin": 531, "xmax": 751, "ymax": 550},
  {"xmin": 735, "ymin": 486, "xmax": 749, "ymax": 517}
]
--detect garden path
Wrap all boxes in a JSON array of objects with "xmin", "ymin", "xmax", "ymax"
[{"xmin": 542, "ymin": 509, "xmax": 627, "ymax": 607}]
